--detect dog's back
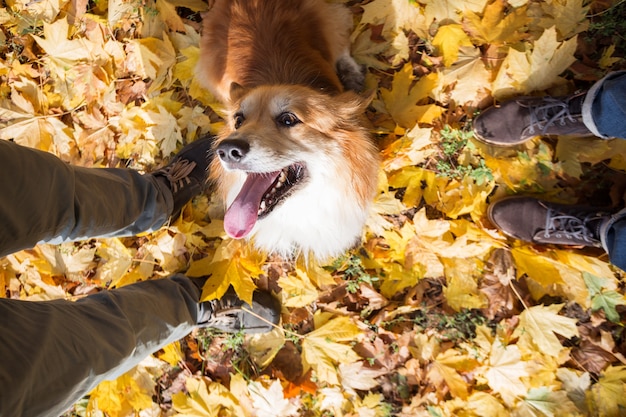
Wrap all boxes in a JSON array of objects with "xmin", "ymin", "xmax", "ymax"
[{"xmin": 197, "ymin": 0, "xmax": 355, "ymax": 102}]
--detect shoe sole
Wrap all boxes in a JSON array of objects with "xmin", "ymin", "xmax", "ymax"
[{"xmin": 472, "ymin": 127, "xmax": 536, "ymax": 147}]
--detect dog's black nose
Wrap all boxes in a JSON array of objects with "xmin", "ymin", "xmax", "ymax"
[{"xmin": 216, "ymin": 139, "xmax": 250, "ymax": 163}]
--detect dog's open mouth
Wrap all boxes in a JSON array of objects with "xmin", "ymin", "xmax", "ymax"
[{"xmin": 223, "ymin": 163, "xmax": 306, "ymax": 239}]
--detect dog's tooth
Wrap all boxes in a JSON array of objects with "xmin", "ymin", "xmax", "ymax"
[{"xmin": 259, "ymin": 200, "xmax": 266, "ymax": 212}]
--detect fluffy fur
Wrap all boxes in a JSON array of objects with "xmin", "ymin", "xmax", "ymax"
[{"xmin": 197, "ymin": 0, "xmax": 379, "ymax": 260}]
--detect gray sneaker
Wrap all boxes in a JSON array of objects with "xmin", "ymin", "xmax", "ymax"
[
  {"xmin": 473, "ymin": 93, "xmax": 591, "ymax": 146},
  {"xmin": 488, "ymin": 196, "xmax": 611, "ymax": 247},
  {"xmin": 198, "ymin": 287, "xmax": 281, "ymax": 334}
]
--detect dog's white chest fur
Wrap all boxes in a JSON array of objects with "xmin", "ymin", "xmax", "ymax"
[{"xmin": 225, "ymin": 165, "xmax": 368, "ymax": 260}]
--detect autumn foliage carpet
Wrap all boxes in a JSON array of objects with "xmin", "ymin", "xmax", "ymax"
[{"xmin": 1, "ymin": 0, "xmax": 626, "ymax": 415}]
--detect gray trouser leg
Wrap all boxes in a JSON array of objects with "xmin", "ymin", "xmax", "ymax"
[
  {"xmin": 0, "ymin": 274, "xmax": 199, "ymax": 417},
  {"xmin": 0, "ymin": 140, "xmax": 172, "ymax": 257}
]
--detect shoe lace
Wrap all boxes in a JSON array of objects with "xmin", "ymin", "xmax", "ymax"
[
  {"xmin": 206, "ymin": 311, "xmax": 242, "ymax": 327},
  {"xmin": 542, "ymin": 204, "xmax": 602, "ymax": 244},
  {"xmin": 159, "ymin": 159, "xmax": 197, "ymax": 193},
  {"xmin": 524, "ymin": 97, "xmax": 579, "ymax": 135}
]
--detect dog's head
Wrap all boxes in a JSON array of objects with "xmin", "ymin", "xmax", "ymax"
[{"xmin": 210, "ymin": 84, "xmax": 379, "ymax": 260}]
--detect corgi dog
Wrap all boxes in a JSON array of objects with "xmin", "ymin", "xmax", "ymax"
[{"xmin": 197, "ymin": 0, "xmax": 379, "ymax": 261}]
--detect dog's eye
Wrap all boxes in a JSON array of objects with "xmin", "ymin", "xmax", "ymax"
[
  {"xmin": 234, "ymin": 113, "xmax": 245, "ymax": 129},
  {"xmin": 276, "ymin": 112, "xmax": 301, "ymax": 127}
]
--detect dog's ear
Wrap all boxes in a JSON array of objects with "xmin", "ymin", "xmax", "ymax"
[
  {"xmin": 229, "ymin": 82, "xmax": 249, "ymax": 102},
  {"xmin": 336, "ymin": 90, "xmax": 373, "ymax": 114},
  {"xmin": 361, "ymin": 89, "xmax": 376, "ymax": 107}
]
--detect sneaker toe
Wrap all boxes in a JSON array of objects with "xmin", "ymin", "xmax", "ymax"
[
  {"xmin": 488, "ymin": 196, "xmax": 549, "ymax": 243},
  {"xmin": 473, "ymin": 99, "xmax": 535, "ymax": 146},
  {"xmin": 202, "ymin": 288, "xmax": 281, "ymax": 334},
  {"xmin": 238, "ymin": 291, "xmax": 281, "ymax": 333}
]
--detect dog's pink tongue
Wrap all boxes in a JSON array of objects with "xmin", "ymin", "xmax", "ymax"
[{"xmin": 224, "ymin": 172, "xmax": 280, "ymax": 239}]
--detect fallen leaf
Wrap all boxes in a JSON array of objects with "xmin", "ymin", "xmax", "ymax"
[
  {"xmin": 301, "ymin": 316, "xmax": 361, "ymax": 386},
  {"xmin": 481, "ymin": 339, "xmax": 529, "ymax": 406},
  {"xmin": 380, "ymin": 64, "xmax": 443, "ymax": 128},
  {"xmin": 513, "ymin": 304, "xmax": 579, "ymax": 358},
  {"xmin": 248, "ymin": 380, "xmax": 299, "ymax": 417},
  {"xmin": 432, "ymin": 24, "xmax": 473, "ymax": 66}
]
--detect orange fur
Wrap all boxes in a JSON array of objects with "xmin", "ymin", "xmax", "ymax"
[{"xmin": 197, "ymin": 0, "xmax": 380, "ymax": 260}]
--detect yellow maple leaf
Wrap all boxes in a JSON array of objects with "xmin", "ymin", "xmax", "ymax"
[
  {"xmin": 187, "ymin": 239, "xmax": 262, "ymax": 305},
  {"xmin": 366, "ymin": 187, "xmax": 406, "ymax": 236},
  {"xmin": 125, "ymin": 37, "xmax": 176, "ymax": 93},
  {"xmin": 158, "ymin": 341, "xmax": 184, "ymax": 367},
  {"xmin": 432, "ymin": 24, "xmax": 474, "ymax": 67},
  {"xmin": 88, "ymin": 380, "xmax": 123, "ymax": 416},
  {"xmin": 405, "ymin": 236, "xmax": 445, "ymax": 279},
  {"xmin": 379, "ymin": 261, "xmax": 420, "ymax": 299},
  {"xmin": 419, "ymin": 218, "xmax": 499, "ymax": 259},
  {"xmin": 436, "ymin": 175, "xmax": 495, "ymax": 220},
  {"xmin": 464, "ymin": 0, "xmax": 530, "ymax": 45},
  {"xmin": 511, "ymin": 246, "xmax": 565, "ymax": 286},
  {"xmin": 249, "ymin": 379, "xmax": 299, "ymax": 417},
  {"xmin": 358, "ymin": 0, "xmax": 428, "ymax": 39},
  {"xmin": 598, "ymin": 44, "xmax": 622, "ymax": 69},
  {"xmin": 492, "ymin": 27, "xmax": 577, "ymax": 98},
  {"xmin": 380, "ymin": 64, "xmax": 443, "ymax": 128},
  {"xmin": 173, "ymin": 46, "xmax": 222, "ymax": 109},
  {"xmin": 443, "ymin": 266, "xmax": 487, "ymax": 311},
  {"xmin": 246, "ymin": 326, "xmax": 286, "ymax": 368},
  {"xmin": 382, "ymin": 126, "xmax": 436, "ymax": 171},
  {"xmin": 429, "ymin": 349, "xmax": 477, "ymax": 400},
  {"xmin": 516, "ymin": 387, "xmax": 579, "ymax": 416},
  {"xmin": 428, "ymin": 360, "xmax": 469, "ymax": 400},
  {"xmin": 587, "ymin": 365, "xmax": 626, "ymax": 416},
  {"xmin": 413, "ymin": 208, "xmax": 451, "ymax": 238},
  {"xmin": 381, "ymin": 222, "xmax": 416, "ymax": 264},
  {"xmin": 390, "ymin": 31, "xmax": 410, "ymax": 66},
  {"xmin": 464, "ymin": 391, "xmax": 509, "ymax": 417},
  {"xmin": 542, "ymin": 0, "xmax": 589, "ymax": 39},
  {"xmin": 278, "ymin": 269, "xmax": 319, "ymax": 308},
  {"xmin": 339, "ymin": 361, "xmax": 386, "ymax": 392},
  {"xmin": 433, "ymin": 55, "xmax": 492, "ymax": 106},
  {"xmin": 0, "ymin": 115, "xmax": 74, "ymax": 155},
  {"xmin": 556, "ymin": 368, "xmax": 590, "ymax": 411},
  {"xmin": 511, "ymin": 246, "xmax": 594, "ymax": 306},
  {"xmin": 485, "ymin": 345, "xmax": 529, "ymax": 406},
  {"xmin": 483, "ymin": 151, "xmax": 551, "ymax": 191},
  {"xmin": 299, "ymin": 260, "xmax": 337, "ymax": 288},
  {"xmin": 421, "ymin": 0, "xmax": 488, "ymax": 25},
  {"xmin": 388, "ymin": 166, "xmax": 443, "ymax": 207},
  {"xmin": 173, "ymin": 377, "xmax": 244, "ymax": 417},
  {"xmin": 155, "ymin": 0, "xmax": 186, "ymax": 32},
  {"xmin": 301, "ymin": 315, "xmax": 361, "ymax": 386},
  {"xmin": 95, "ymin": 238, "xmax": 133, "ymax": 287},
  {"xmin": 513, "ymin": 304, "xmax": 579, "ymax": 358},
  {"xmin": 33, "ymin": 18, "xmax": 105, "ymax": 65},
  {"xmin": 88, "ymin": 373, "xmax": 154, "ymax": 416}
]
